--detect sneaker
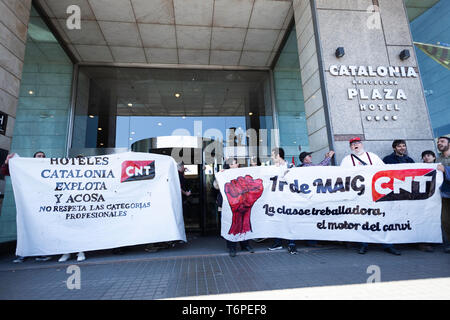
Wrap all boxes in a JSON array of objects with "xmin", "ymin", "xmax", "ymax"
[
  {"xmin": 35, "ymin": 256, "xmax": 51, "ymax": 262},
  {"xmin": 418, "ymin": 244, "xmax": 434, "ymax": 252},
  {"xmin": 242, "ymin": 245, "xmax": 255, "ymax": 253},
  {"xmin": 112, "ymin": 248, "xmax": 125, "ymax": 255},
  {"xmin": 384, "ymin": 247, "xmax": 401, "ymax": 256},
  {"xmin": 77, "ymin": 252, "xmax": 86, "ymax": 262},
  {"xmin": 288, "ymin": 246, "xmax": 298, "ymax": 255},
  {"xmin": 144, "ymin": 245, "xmax": 158, "ymax": 253},
  {"xmin": 358, "ymin": 246, "xmax": 368, "ymax": 254},
  {"xmin": 58, "ymin": 253, "xmax": 71, "ymax": 262},
  {"xmin": 268, "ymin": 244, "xmax": 283, "ymax": 251},
  {"xmin": 13, "ymin": 256, "xmax": 25, "ymax": 263}
]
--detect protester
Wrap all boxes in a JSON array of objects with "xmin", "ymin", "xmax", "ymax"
[
  {"xmin": 143, "ymin": 162, "xmax": 191, "ymax": 253},
  {"xmin": 383, "ymin": 140, "xmax": 433, "ymax": 252},
  {"xmin": 298, "ymin": 150, "xmax": 335, "ymax": 167},
  {"xmin": 58, "ymin": 154, "xmax": 87, "ymax": 262},
  {"xmin": 249, "ymin": 157, "xmax": 267, "ymax": 244},
  {"xmin": 250, "ymin": 156, "xmax": 259, "ymax": 167},
  {"xmin": 422, "ymin": 150, "xmax": 436, "ymax": 163},
  {"xmin": 178, "ymin": 162, "xmax": 192, "ymax": 198},
  {"xmin": 340, "ymin": 137, "xmax": 385, "ymax": 166},
  {"xmin": 214, "ymin": 158, "xmax": 254, "ymax": 257},
  {"xmin": 2, "ymin": 151, "xmax": 53, "ymax": 263},
  {"xmin": 437, "ymin": 136, "xmax": 450, "ymax": 253},
  {"xmin": 341, "ymin": 137, "xmax": 401, "ymax": 255},
  {"xmin": 382, "ymin": 139, "xmax": 415, "ymax": 164},
  {"xmin": 298, "ymin": 150, "xmax": 335, "ymax": 247},
  {"xmin": 416, "ymin": 149, "xmax": 438, "ymax": 252},
  {"xmin": 268, "ymin": 148, "xmax": 298, "ymax": 255}
]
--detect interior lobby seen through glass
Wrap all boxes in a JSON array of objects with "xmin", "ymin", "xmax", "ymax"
[{"xmin": 72, "ymin": 67, "xmax": 274, "ymax": 154}]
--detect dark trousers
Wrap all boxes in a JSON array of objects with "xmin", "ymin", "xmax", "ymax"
[
  {"xmin": 273, "ymin": 238, "xmax": 296, "ymax": 247},
  {"xmin": 360, "ymin": 243, "xmax": 393, "ymax": 249},
  {"xmin": 227, "ymin": 240, "xmax": 249, "ymax": 250},
  {"xmin": 442, "ymin": 197, "xmax": 450, "ymax": 247}
]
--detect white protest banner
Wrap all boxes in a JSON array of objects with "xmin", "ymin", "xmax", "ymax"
[
  {"xmin": 215, "ymin": 164, "xmax": 443, "ymax": 244},
  {"xmin": 9, "ymin": 152, "xmax": 186, "ymax": 257}
]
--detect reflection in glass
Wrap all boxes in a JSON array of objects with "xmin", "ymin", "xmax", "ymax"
[
  {"xmin": 410, "ymin": 1, "xmax": 450, "ymax": 137},
  {"xmin": 273, "ymin": 26, "xmax": 308, "ymax": 166},
  {"xmin": 72, "ymin": 67, "xmax": 274, "ymax": 163}
]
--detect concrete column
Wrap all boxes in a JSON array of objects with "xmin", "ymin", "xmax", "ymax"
[
  {"xmin": 293, "ymin": 0, "xmax": 436, "ymax": 163},
  {"xmin": 292, "ymin": 0, "xmax": 333, "ymax": 163},
  {"xmin": 0, "ymin": 0, "xmax": 31, "ymax": 241},
  {"xmin": 0, "ymin": 0, "xmax": 31, "ymax": 191}
]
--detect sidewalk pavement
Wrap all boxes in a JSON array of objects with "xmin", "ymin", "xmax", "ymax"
[{"xmin": 0, "ymin": 237, "xmax": 449, "ymax": 300}]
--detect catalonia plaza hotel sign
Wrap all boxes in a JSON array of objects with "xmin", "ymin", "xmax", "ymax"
[{"xmin": 328, "ymin": 65, "xmax": 418, "ymax": 122}]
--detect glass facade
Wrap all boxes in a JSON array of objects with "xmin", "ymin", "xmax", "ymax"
[
  {"xmin": 0, "ymin": 6, "xmax": 73, "ymax": 242},
  {"xmin": 71, "ymin": 67, "xmax": 274, "ymax": 234},
  {"xmin": 71, "ymin": 67, "xmax": 274, "ymax": 162},
  {"xmin": 272, "ymin": 27, "xmax": 308, "ymax": 166},
  {"xmin": 410, "ymin": 1, "xmax": 450, "ymax": 137}
]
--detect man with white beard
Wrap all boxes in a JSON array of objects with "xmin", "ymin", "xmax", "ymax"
[
  {"xmin": 340, "ymin": 137, "xmax": 401, "ymax": 255},
  {"xmin": 340, "ymin": 137, "xmax": 384, "ymax": 166}
]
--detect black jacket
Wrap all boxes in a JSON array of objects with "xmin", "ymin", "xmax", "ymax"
[{"xmin": 383, "ymin": 152, "xmax": 415, "ymax": 164}]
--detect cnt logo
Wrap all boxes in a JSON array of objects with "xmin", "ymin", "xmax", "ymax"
[
  {"xmin": 372, "ymin": 168, "xmax": 436, "ymax": 202},
  {"xmin": 121, "ymin": 160, "xmax": 155, "ymax": 183}
]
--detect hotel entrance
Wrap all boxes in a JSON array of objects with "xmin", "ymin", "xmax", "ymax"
[
  {"xmin": 131, "ymin": 136, "xmax": 219, "ymax": 235},
  {"xmin": 70, "ymin": 66, "xmax": 276, "ymax": 235}
]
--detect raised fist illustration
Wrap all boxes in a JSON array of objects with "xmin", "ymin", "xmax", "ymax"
[{"xmin": 224, "ymin": 175, "xmax": 264, "ymax": 235}]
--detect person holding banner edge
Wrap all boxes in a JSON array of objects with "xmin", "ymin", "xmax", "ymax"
[
  {"xmin": 340, "ymin": 137, "xmax": 401, "ymax": 255},
  {"xmin": 2, "ymin": 151, "xmax": 53, "ymax": 263},
  {"xmin": 383, "ymin": 140, "xmax": 431, "ymax": 252},
  {"xmin": 437, "ymin": 136, "xmax": 450, "ymax": 253},
  {"xmin": 297, "ymin": 150, "xmax": 335, "ymax": 248},
  {"xmin": 298, "ymin": 150, "xmax": 335, "ymax": 168},
  {"xmin": 215, "ymin": 158, "xmax": 254, "ymax": 257},
  {"xmin": 268, "ymin": 148, "xmax": 298, "ymax": 255},
  {"xmin": 422, "ymin": 150, "xmax": 436, "ymax": 164},
  {"xmin": 58, "ymin": 154, "xmax": 87, "ymax": 263}
]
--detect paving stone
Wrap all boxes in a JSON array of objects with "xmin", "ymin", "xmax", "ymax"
[{"xmin": 1, "ymin": 241, "xmax": 450, "ymax": 299}]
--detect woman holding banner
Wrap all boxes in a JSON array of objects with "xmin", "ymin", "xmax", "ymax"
[
  {"xmin": 58, "ymin": 154, "xmax": 87, "ymax": 262},
  {"xmin": 214, "ymin": 158, "xmax": 254, "ymax": 257},
  {"xmin": 2, "ymin": 151, "xmax": 53, "ymax": 263}
]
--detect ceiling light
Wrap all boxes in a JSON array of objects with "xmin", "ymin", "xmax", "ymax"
[
  {"xmin": 157, "ymin": 122, "xmax": 162, "ymax": 126},
  {"xmin": 248, "ymin": 112, "xmax": 253, "ymax": 116},
  {"xmin": 28, "ymin": 90, "xmax": 34, "ymax": 95},
  {"xmin": 129, "ymin": 138, "xmax": 133, "ymax": 141},
  {"xmin": 89, "ymin": 115, "xmax": 94, "ymax": 118},
  {"xmin": 99, "ymin": 143, "xmax": 104, "ymax": 146},
  {"xmin": 131, "ymin": 131, "xmax": 135, "ymax": 135},
  {"xmin": 175, "ymin": 93, "xmax": 181, "ymax": 98},
  {"xmin": 98, "ymin": 127, "xmax": 102, "ymax": 131},
  {"xmin": 182, "ymin": 116, "xmax": 186, "ymax": 119},
  {"xmin": 128, "ymin": 103, "xmax": 133, "ymax": 107}
]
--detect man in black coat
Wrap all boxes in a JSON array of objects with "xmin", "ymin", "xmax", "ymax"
[{"xmin": 383, "ymin": 139, "xmax": 415, "ymax": 164}]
